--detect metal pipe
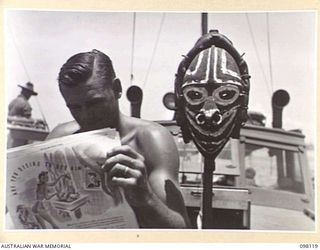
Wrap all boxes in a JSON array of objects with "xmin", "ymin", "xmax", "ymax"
[
  {"xmin": 202, "ymin": 158, "xmax": 215, "ymax": 229},
  {"xmin": 201, "ymin": 13, "xmax": 208, "ymax": 35},
  {"xmin": 272, "ymin": 89, "xmax": 290, "ymax": 128},
  {"xmin": 126, "ymin": 85, "xmax": 143, "ymax": 118}
]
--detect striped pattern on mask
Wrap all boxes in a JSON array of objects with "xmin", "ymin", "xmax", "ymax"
[{"xmin": 183, "ymin": 46, "xmax": 242, "ymax": 86}]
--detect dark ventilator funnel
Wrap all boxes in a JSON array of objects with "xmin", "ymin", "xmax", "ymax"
[
  {"xmin": 126, "ymin": 85, "xmax": 143, "ymax": 118},
  {"xmin": 272, "ymin": 89, "xmax": 290, "ymax": 129}
]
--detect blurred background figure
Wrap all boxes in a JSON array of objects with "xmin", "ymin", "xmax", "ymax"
[
  {"xmin": 245, "ymin": 167, "xmax": 257, "ymax": 187},
  {"xmin": 8, "ymin": 82, "xmax": 38, "ymax": 118},
  {"xmin": 7, "ymin": 82, "xmax": 48, "ymax": 148}
]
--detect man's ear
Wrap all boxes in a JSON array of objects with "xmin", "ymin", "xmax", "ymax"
[{"xmin": 112, "ymin": 78, "xmax": 122, "ymax": 99}]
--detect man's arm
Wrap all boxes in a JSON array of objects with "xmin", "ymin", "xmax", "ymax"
[
  {"xmin": 104, "ymin": 124, "xmax": 190, "ymax": 228},
  {"xmin": 135, "ymin": 124, "xmax": 190, "ymax": 228}
]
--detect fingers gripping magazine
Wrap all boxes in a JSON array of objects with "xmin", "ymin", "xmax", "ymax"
[{"xmin": 6, "ymin": 128, "xmax": 139, "ymax": 229}]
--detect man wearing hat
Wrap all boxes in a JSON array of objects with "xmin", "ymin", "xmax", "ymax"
[
  {"xmin": 7, "ymin": 82, "xmax": 38, "ymax": 148},
  {"xmin": 8, "ymin": 82, "xmax": 38, "ymax": 118}
]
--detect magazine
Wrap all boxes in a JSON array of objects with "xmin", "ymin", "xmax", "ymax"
[{"xmin": 6, "ymin": 128, "xmax": 139, "ymax": 229}]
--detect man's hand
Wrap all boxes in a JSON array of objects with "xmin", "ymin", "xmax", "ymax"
[{"xmin": 103, "ymin": 145, "xmax": 154, "ymax": 208}]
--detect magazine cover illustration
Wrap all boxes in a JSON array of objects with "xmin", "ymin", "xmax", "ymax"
[{"xmin": 6, "ymin": 128, "xmax": 139, "ymax": 229}]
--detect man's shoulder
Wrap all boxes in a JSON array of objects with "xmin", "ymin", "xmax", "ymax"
[
  {"xmin": 130, "ymin": 117, "xmax": 177, "ymax": 152},
  {"xmin": 46, "ymin": 120, "xmax": 80, "ymax": 140},
  {"xmin": 126, "ymin": 116, "xmax": 171, "ymax": 140},
  {"xmin": 9, "ymin": 96, "xmax": 27, "ymax": 106},
  {"xmin": 132, "ymin": 118, "xmax": 179, "ymax": 172}
]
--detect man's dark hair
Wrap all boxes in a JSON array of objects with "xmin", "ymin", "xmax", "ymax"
[{"xmin": 58, "ymin": 49, "xmax": 116, "ymax": 87}]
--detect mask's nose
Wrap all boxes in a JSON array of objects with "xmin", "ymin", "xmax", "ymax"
[{"xmin": 195, "ymin": 97, "xmax": 222, "ymax": 126}]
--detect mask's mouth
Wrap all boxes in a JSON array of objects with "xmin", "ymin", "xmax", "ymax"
[
  {"xmin": 185, "ymin": 106, "xmax": 239, "ymax": 140},
  {"xmin": 195, "ymin": 108, "xmax": 223, "ymax": 126},
  {"xmin": 195, "ymin": 137, "xmax": 229, "ymax": 155}
]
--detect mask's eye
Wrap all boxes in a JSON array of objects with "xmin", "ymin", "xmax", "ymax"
[
  {"xmin": 219, "ymin": 90, "xmax": 236, "ymax": 100},
  {"xmin": 187, "ymin": 90, "xmax": 203, "ymax": 100},
  {"xmin": 182, "ymin": 86, "xmax": 208, "ymax": 105},
  {"xmin": 213, "ymin": 85, "xmax": 240, "ymax": 105}
]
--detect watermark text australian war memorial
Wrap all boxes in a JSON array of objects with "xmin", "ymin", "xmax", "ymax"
[{"xmin": 1, "ymin": 244, "xmax": 71, "ymax": 249}]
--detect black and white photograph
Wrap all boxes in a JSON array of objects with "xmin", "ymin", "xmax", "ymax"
[{"xmin": 4, "ymin": 9, "xmax": 316, "ymax": 234}]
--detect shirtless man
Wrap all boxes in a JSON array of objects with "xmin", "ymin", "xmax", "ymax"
[
  {"xmin": 47, "ymin": 49, "xmax": 190, "ymax": 228},
  {"xmin": 7, "ymin": 82, "xmax": 38, "ymax": 148}
]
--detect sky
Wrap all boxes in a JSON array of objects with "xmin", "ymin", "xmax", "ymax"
[{"xmin": 4, "ymin": 10, "xmax": 316, "ymax": 144}]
